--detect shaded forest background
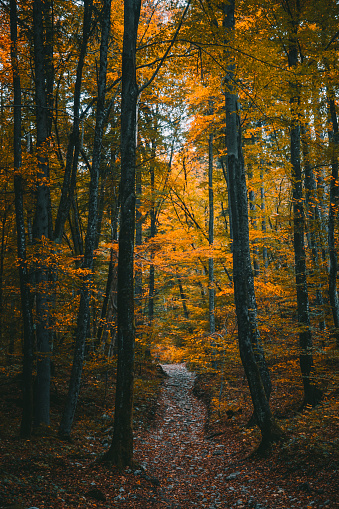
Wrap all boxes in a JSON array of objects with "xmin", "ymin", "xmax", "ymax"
[{"xmin": 0, "ymin": 0, "xmax": 339, "ymax": 503}]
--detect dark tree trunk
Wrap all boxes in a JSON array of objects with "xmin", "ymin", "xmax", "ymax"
[
  {"xmin": 69, "ymin": 196, "xmax": 84, "ymax": 257},
  {"xmin": 135, "ymin": 158, "xmax": 143, "ymax": 324},
  {"xmin": 10, "ymin": 0, "xmax": 35, "ymax": 437},
  {"xmin": 54, "ymin": 0, "xmax": 94, "ymax": 243},
  {"xmin": 32, "ymin": 0, "xmax": 53, "ymax": 426},
  {"xmin": 223, "ymin": 0, "xmax": 277, "ymax": 449},
  {"xmin": 177, "ymin": 271, "xmax": 190, "ymax": 321},
  {"xmin": 97, "ymin": 247, "xmax": 118, "ymax": 349},
  {"xmin": 327, "ymin": 95, "xmax": 339, "ymax": 346},
  {"xmin": 248, "ymin": 167, "xmax": 259, "ymax": 276},
  {"xmin": 260, "ymin": 167, "xmax": 268, "ymax": 269},
  {"xmin": 0, "ymin": 202, "xmax": 8, "ymax": 346},
  {"xmin": 148, "ymin": 140, "xmax": 156, "ymax": 326},
  {"xmin": 97, "ymin": 192, "xmax": 119, "ymax": 349},
  {"xmin": 208, "ymin": 132, "xmax": 215, "ymax": 334},
  {"xmin": 301, "ymin": 125, "xmax": 326, "ymax": 332},
  {"xmin": 220, "ymin": 158, "xmax": 233, "ymax": 246},
  {"xmin": 102, "ymin": 0, "xmax": 141, "ymax": 468},
  {"xmin": 59, "ymin": 0, "xmax": 111, "ymax": 437},
  {"xmin": 288, "ymin": 38, "xmax": 322, "ymax": 407}
]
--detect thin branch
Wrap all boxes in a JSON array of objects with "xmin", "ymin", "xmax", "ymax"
[{"xmin": 138, "ymin": 0, "xmax": 191, "ymax": 94}]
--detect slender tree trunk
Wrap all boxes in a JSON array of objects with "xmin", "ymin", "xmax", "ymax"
[
  {"xmin": 220, "ymin": 158, "xmax": 233, "ymax": 246},
  {"xmin": 97, "ymin": 249, "xmax": 117, "ymax": 348},
  {"xmin": 10, "ymin": 0, "xmax": 35, "ymax": 437},
  {"xmin": 69, "ymin": 196, "xmax": 84, "ymax": 257},
  {"xmin": 32, "ymin": 0, "xmax": 53, "ymax": 426},
  {"xmin": 301, "ymin": 125, "xmax": 326, "ymax": 332},
  {"xmin": 223, "ymin": 0, "xmax": 277, "ymax": 449},
  {"xmin": 177, "ymin": 271, "xmax": 190, "ymax": 321},
  {"xmin": 148, "ymin": 140, "xmax": 156, "ymax": 326},
  {"xmin": 208, "ymin": 132, "xmax": 215, "ymax": 334},
  {"xmin": 102, "ymin": 0, "xmax": 141, "ymax": 468},
  {"xmin": 0, "ymin": 207, "xmax": 7, "ymax": 345},
  {"xmin": 54, "ymin": 0, "xmax": 94, "ymax": 243},
  {"xmin": 98, "ymin": 178, "xmax": 120, "ymax": 353},
  {"xmin": 135, "ymin": 157, "xmax": 143, "ymax": 324},
  {"xmin": 59, "ymin": 0, "xmax": 111, "ymax": 437},
  {"xmin": 260, "ymin": 165, "xmax": 268, "ymax": 269},
  {"xmin": 288, "ymin": 38, "xmax": 322, "ymax": 406},
  {"xmin": 97, "ymin": 190, "xmax": 119, "ymax": 348},
  {"xmin": 327, "ymin": 94, "xmax": 339, "ymax": 346},
  {"xmin": 248, "ymin": 167, "xmax": 259, "ymax": 276}
]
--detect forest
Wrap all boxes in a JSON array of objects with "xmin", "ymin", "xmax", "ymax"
[{"xmin": 0, "ymin": 0, "xmax": 338, "ymax": 507}]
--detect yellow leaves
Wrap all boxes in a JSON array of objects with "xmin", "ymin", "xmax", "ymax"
[
  {"xmin": 107, "ymin": 71, "xmax": 120, "ymax": 83},
  {"xmin": 216, "ymin": 287, "xmax": 234, "ymax": 298}
]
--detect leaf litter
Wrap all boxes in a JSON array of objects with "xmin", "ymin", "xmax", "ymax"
[{"xmin": 0, "ymin": 363, "xmax": 338, "ymax": 508}]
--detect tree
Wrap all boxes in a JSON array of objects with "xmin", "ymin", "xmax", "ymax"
[
  {"xmin": 59, "ymin": 0, "xmax": 112, "ymax": 437},
  {"xmin": 10, "ymin": 0, "xmax": 35, "ymax": 437},
  {"xmin": 102, "ymin": 0, "xmax": 142, "ymax": 468},
  {"xmin": 32, "ymin": 0, "xmax": 54, "ymax": 426},
  {"xmin": 102, "ymin": 0, "xmax": 191, "ymax": 467},
  {"xmin": 327, "ymin": 93, "xmax": 339, "ymax": 346},
  {"xmin": 285, "ymin": 0, "xmax": 322, "ymax": 407},
  {"xmin": 208, "ymin": 128, "xmax": 215, "ymax": 334},
  {"xmin": 222, "ymin": 0, "xmax": 279, "ymax": 449}
]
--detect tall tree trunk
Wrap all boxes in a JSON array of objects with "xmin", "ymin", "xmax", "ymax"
[
  {"xmin": 59, "ymin": 0, "xmax": 111, "ymax": 437},
  {"xmin": 176, "ymin": 271, "xmax": 190, "ymax": 321},
  {"xmin": 97, "ymin": 248, "xmax": 117, "ymax": 349},
  {"xmin": 10, "ymin": 0, "xmax": 35, "ymax": 437},
  {"xmin": 0, "ymin": 203, "xmax": 8, "ymax": 346},
  {"xmin": 260, "ymin": 166, "xmax": 268, "ymax": 269},
  {"xmin": 301, "ymin": 125, "xmax": 326, "ymax": 332},
  {"xmin": 135, "ymin": 158, "xmax": 143, "ymax": 324},
  {"xmin": 148, "ymin": 140, "xmax": 156, "ymax": 326},
  {"xmin": 97, "ymin": 185, "xmax": 119, "ymax": 349},
  {"xmin": 32, "ymin": 0, "xmax": 53, "ymax": 426},
  {"xmin": 248, "ymin": 167, "xmax": 259, "ymax": 276},
  {"xmin": 327, "ymin": 94, "xmax": 339, "ymax": 346},
  {"xmin": 102, "ymin": 0, "xmax": 141, "ymax": 468},
  {"xmin": 288, "ymin": 34, "xmax": 321, "ymax": 406},
  {"xmin": 208, "ymin": 132, "xmax": 215, "ymax": 334},
  {"xmin": 223, "ymin": 0, "xmax": 277, "ymax": 449}
]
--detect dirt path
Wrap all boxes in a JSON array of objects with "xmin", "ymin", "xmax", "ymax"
[
  {"xmin": 121, "ymin": 363, "xmax": 335, "ymax": 509},
  {"xmin": 126, "ymin": 364, "xmax": 286, "ymax": 508},
  {"xmin": 135, "ymin": 363, "xmax": 215, "ymax": 507}
]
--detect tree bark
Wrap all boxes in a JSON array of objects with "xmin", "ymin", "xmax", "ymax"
[
  {"xmin": 260, "ymin": 166, "xmax": 268, "ymax": 270},
  {"xmin": 102, "ymin": 0, "xmax": 141, "ymax": 468},
  {"xmin": 248, "ymin": 164, "xmax": 259, "ymax": 276},
  {"xmin": 10, "ymin": 0, "xmax": 35, "ymax": 437},
  {"xmin": 59, "ymin": 0, "xmax": 111, "ymax": 437},
  {"xmin": 327, "ymin": 94, "xmax": 339, "ymax": 346},
  {"xmin": 32, "ymin": 0, "xmax": 53, "ymax": 426},
  {"xmin": 148, "ymin": 139, "xmax": 157, "ymax": 326},
  {"xmin": 177, "ymin": 271, "xmax": 190, "ymax": 321},
  {"xmin": 208, "ymin": 132, "xmax": 215, "ymax": 334},
  {"xmin": 223, "ymin": 0, "xmax": 277, "ymax": 449},
  {"xmin": 135, "ymin": 149, "xmax": 143, "ymax": 324},
  {"xmin": 301, "ymin": 124, "xmax": 326, "ymax": 332},
  {"xmin": 287, "ymin": 33, "xmax": 322, "ymax": 406}
]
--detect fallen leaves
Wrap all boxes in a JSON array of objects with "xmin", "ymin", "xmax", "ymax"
[{"xmin": 0, "ymin": 362, "xmax": 338, "ymax": 508}]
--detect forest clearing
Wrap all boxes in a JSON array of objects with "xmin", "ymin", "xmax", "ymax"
[{"xmin": 1, "ymin": 0, "xmax": 339, "ymax": 507}]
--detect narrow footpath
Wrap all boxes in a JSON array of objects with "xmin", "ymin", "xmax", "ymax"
[{"xmin": 117, "ymin": 363, "xmax": 333, "ymax": 509}]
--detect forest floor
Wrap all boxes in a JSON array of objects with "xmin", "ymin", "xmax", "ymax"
[{"xmin": 0, "ymin": 362, "xmax": 338, "ymax": 509}]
